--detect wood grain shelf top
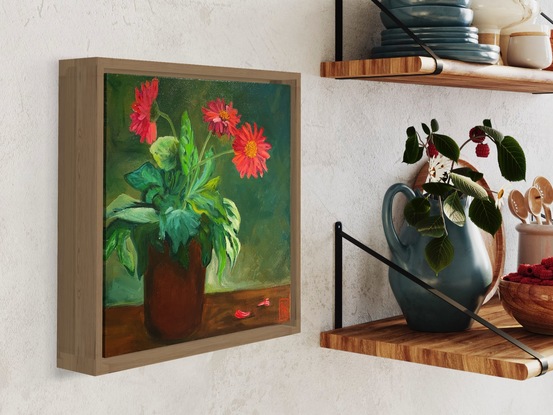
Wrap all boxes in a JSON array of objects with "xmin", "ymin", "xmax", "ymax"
[
  {"xmin": 320, "ymin": 297, "xmax": 553, "ymax": 380},
  {"xmin": 320, "ymin": 57, "xmax": 553, "ymax": 93}
]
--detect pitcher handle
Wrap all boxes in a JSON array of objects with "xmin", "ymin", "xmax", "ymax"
[{"xmin": 381, "ymin": 183, "xmax": 417, "ymax": 263}]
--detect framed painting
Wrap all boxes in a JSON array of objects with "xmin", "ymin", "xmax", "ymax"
[{"xmin": 57, "ymin": 58, "xmax": 300, "ymax": 375}]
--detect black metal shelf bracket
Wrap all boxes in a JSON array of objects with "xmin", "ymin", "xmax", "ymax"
[
  {"xmin": 334, "ymin": 221, "xmax": 549, "ymax": 376},
  {"xmin": 334, "ymin": 0, "xmax": 443, "ymax": 76}
]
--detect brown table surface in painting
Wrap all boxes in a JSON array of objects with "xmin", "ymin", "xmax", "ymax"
[{"xmin": 104, "ymin": 285, "xmax": 290, "ymax": 357}]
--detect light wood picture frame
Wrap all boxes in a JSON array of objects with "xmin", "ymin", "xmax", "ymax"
[{"xmin": 58, "ymin": 58, "xmax": 301, "ymax": 375}]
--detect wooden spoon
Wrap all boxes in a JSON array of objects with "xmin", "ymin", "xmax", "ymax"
[
  {"xmin": 508, "ymin": 189, "xmax": 529, "ymax": 224},
  {"xmin": 526, "ymin": 186, "xmax": 543, "ymax": 225},
  {"xmin": 533, "ymin": 176, "xmax": 553, "ymax": 225}
]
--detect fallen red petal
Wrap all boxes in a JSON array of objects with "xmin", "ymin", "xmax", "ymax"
[
  {"xmin": 257, "ymin": 298, "xmax": 270, "ymax": 307},
  {"xmin": 234, "ymin": 310, "xmax": 251, "ymax": 319}
]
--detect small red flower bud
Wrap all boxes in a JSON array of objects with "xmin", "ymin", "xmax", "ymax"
[
  {"xmin": 475, "ymin": 143, "xmax": 490, "ymax": 158},
  {"xmin": 426, "ymin": 142, "xmax": 439, "ymax": 158},
  {"xmin": 469, "ymin": 127, "xmax": 486, "ymax": 143}
]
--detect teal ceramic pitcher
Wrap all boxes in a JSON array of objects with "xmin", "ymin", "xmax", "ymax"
[{"xmin": 382, "ymin": 183, "xmax": 493, "ymax": 332}]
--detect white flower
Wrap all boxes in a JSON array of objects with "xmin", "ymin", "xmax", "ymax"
[
  {"xmin": 496, "ymin": 186, "xmax": 510, "ymax": 209},
  {"xmin": 427, "ymin": 155, "xmax": 449, "ymax": 183}
]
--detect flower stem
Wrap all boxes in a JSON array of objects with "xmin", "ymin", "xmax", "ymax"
[
  {"xmin": 196, "ymin": 149, "xmax": 235, "ymax": 168},
  {"xmin": 159, "ymin": 111, "xmax": 177, "ymax": 139}
]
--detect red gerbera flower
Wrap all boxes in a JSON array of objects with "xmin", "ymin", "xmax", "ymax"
[
  {"xmin": 232, "ymin": 122, "xmax": 271, "ymax": 179},
  {"xmin": 201, "ymin": 98, "xmax": 241, "ymax": 137},
  {"xmin": 130, "ymin": 78, "xmax": 159, "ymax": 144}
]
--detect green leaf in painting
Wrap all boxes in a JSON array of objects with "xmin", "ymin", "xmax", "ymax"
[
  {"xmin": 425, "ymin": 235, "xmax": 454, "ymax": 275},
  {"xmin": 104, "ymin": 223, "xmax": 136, "ymax": 276},
  {"xmin": 117, "ymin": 235, "xmax": 137, "ymax": 275},
  {"xmin": 131, "ymin": 223, "xmax": 161, "ymax": 279},
  {"xmin": 197, "ymin": 220, "xmax": 214, "ymax": 267},
  {"xmin": 150, "ymin": 136, "xmax": 179, "ymax": 171},
  {"xmin": 160, "ymin": 207, "xmax": 201, "ymax": 254},
  {"xmin": 403, "ymin": 135, "xmax": 423, "ymax": 164},
  {"xmin": 191, "ymin": 148, "xmax": 215, "ymax": 192},
  {"xmin": 105, "ymin": 221, "xmax": 130, "ymax": 260},
  {"xmin": 209, "ymin": 198, "xmax": 242, "ymax": 281},
  {"xmin": 449, "ymin": 172, "xmax": 488, "ymax": 200},
  {"xmin": 430, "ymin": 119, "xmax": 439, "ymax": 132},
  {"xmin": 483, "ymin": 119, "xmax": 492, "ymax": 128},
  {"xmin": 143, "ymin": 186, "xmax": 164, "ymax": 205},
  {"xmin": 469, "ymin": 198, "xmax": 502, "ymax": 236},
  {"xmin": 415, "ymin": 215, "xmax": 446, "ymax": 238},
  {"xmin": 432, "ymin": 134, "xmax": 460, "ymax": 162},
  {"xmin": 109, "ymin": 207, "xmax": 159, "ymax": 224},
  {"xmin": 496, "ymin": 136, "xmax": 526, "ymax": 182},
  {"xmin": 179, "ymin": 111, "xmax": 199, "ymax": 176},
  {"xmin": 443, "ymin": 192, "xmax": 466, "ymax": 227},
  {"xmin": 125, "ymin": 162, "xmax": 164, "ymax": 192},
  {"xmin": 105, "ymin": 194, "xmax": 142, "ymax": 220},
  {"xmin": 202, "ymin": 176, "xmax": 221, "ymax": 192},
  {"xmin": 189, "ymin": 189, "xmax": 227, "ymax": 224},
  {"xmin": 222, "ymin": 198, "xmax": 241, "ymax": 269},
  {"xmin": 404, "ymin": 197, "xmax": 431, "ymax": 226}
]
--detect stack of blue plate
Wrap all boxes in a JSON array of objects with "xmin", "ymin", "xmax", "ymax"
[{"xmin": 372, "ymin": 0, "xmax": 500, "ymax": 64}]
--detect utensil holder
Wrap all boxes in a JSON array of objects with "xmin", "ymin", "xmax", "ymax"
[{"xmin": 516, "ymin": 223, "xmax": 553, "ymax": 265}]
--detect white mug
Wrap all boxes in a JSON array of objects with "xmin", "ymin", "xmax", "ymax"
[{"xmin": 508, "ymin": 31, "xmax": 553, "ymax": 69}]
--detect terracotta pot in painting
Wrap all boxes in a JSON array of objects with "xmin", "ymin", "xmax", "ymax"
[{"xmin": 144, "ymin": 240, "xmax": 206, "ymax": 342}]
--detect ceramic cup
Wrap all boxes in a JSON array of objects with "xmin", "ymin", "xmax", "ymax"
[
  {"xmin": 516, "ymin": 223, "xmax": 553, "ymax": 265},
  {"xmin": 500, "ymin": 23, "xmax": 550, "ymax": 65},
  {"xmin": 508, "ymin": 31, "xmax": 553, "ymax": 69}
]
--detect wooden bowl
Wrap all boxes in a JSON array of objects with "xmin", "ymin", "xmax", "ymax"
[{"xmin": 499, "ymin": 278, "xmax": 553, "ymax": 335}]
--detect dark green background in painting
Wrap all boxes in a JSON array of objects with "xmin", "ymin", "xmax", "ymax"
[{"xmin": 104, "ymin": 73, "xmax": 292, "ymax": 306}]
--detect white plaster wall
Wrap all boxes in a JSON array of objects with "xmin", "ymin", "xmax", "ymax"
[{"xmin": 2, "ymin": 0, "xmax": 553, "ymax": 413}]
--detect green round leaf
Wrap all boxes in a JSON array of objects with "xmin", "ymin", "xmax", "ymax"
[
  {"xmin": 403, "ymin": 135, "xmax": 423, "ymax": 164},
  {"xmin": 450, "ymin": 167, "xmax": 483, "ymax": 182},
  {"xmin": 497, "ymin": 136, "xmax": 526, "ymax": 182},
  {"xmin": 404, "ymin": 197, "xmax": 431, "ymax": 226},
  {"xmin": 432, "ymin": 133, "xmax": 460, "ymax": 162},
  {"xmin": 422, "ymin": 123, "xmax": 430, "ymax": 135},
  {"xmin": 468, "ymin": 198, "xmax": 502, "ymax": 236},
  {"xmin": 425, "ymin": 235, "xmax": 454, "ymax": 275},
  {"xmin": 449, "ymin": 172, "xmax": 488, "ymax": 200},
  {"xmin": 422, "ymin": 182, "xmax": 455, "ymax": 198},
  {"xmin": 443, "ymin": 192, "xmax": 466, "ymax": 227},
  {"xmin": 415, "ymin": 215, "xmax": 446, "ymax": 238}
]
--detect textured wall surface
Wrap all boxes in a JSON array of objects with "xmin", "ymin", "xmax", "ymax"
[{"xmin": 3, "ymin": 0, "xmax": 553, "ymax": 413}]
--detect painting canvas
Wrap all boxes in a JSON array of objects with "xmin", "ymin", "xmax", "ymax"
[
  {"xmin": 57, "ymin": 58, "xmax": 300, "ymax": 374},
  {"xmin": 103, "ymin": 72, "xmax": 296, "ymax": 357}
]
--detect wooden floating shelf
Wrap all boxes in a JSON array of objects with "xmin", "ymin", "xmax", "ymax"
[
  {"xmin": 320, "ymin": 57, "xmax": 553, "ymax": 93},
  {"xmin": 320, "ymin": 297, "xmax": 553, "ymax": 380}
]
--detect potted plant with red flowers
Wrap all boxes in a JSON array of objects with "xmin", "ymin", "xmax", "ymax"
[
  {"xmin": 104, "ymin": 78, "xmax": 272, "ymax": 341},
  {"xmin": 382, "ymin": 119, "xmax": 526, "ymax": 332}
]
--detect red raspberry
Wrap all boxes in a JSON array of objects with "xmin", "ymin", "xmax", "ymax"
[
  {"xmin": 535, "ymin": 267, "xmax": 553, "ymax": 280},
  {"xmin": 504, "ymin": 273, "xmax": 522, "ymax": 282},
  {"xmin": 521, "ymin": 277, "xmax": 541, "ymax": 285},
  {"xmin": 541, "ymin": 257, "xmax": 553, "ymax": 269},
  {"xmin": 542, "ymin": 280, "xmax": 553, "ymax": 286},
  {"xmin": 426, "ymin": 142, "xmax": 439, "ymax": 158},
  {"xmin": 518, "ymin": 264, "xmax": 534, "ymax": 275},
  {"xmin": 533, "ymin": 264, "xmax": 546, "ymax": 275},
  {"xmin": 469, "ymin": 127, "xmax": 486, "ymax": 143},
  {"xmin": 475, "ymin": 143, "xmax": 490, "ymax": 158}
]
